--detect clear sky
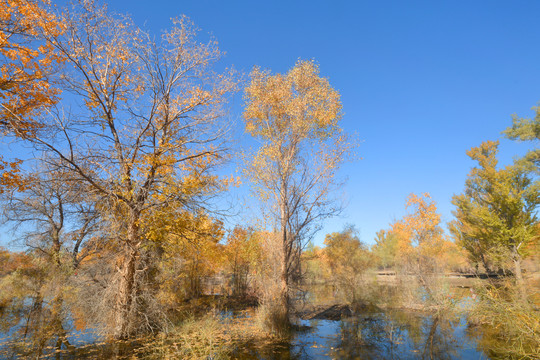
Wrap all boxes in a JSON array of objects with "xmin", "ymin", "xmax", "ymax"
[
  {"xmin": 4, "ymin": 1, "xmax": 538, "ymax": 249},
  {"xmin": 100, "ymin": 0, "xmax": 540, "ymax": 246}
]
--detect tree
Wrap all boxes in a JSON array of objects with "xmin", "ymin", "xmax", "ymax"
[
  {"xmin": 450, "ymin": 141, "xmax": 539, "ymax": 300},
  {"xmin": 2, "ymin": 166, "xmax": 99, "ymax": 269},
  {"xmin": 0, "ymin": 0, "xmax": 63, "ymax": 132},
  {"xmin": 0, "ymin": 163, "xmax": 101, "ymax": 354},
  {"xmin": 502, "ymin": 105, "xmax": 540, "ymax": 174},
  {"xmin": 383, "ymin": 193, "xmax": 452, "ymax": 273},
  {"xmin": 243, "ymin": 60, "xmax": 352, "ymax": 326},
  {"xmin": 224, "ymin": 226, "xmax": 260, "ymax": 297},
  {"xmin": 376, "ymin": 193, "xmax": 465, "ymax": 304},
  {"xmin": 322, "ymin": 226, "xmax": 372, "ymax": 304},
  {"xmin": 18, "ymin": 2, "xmax": 237, "ymax": 339},
  {"xmin": 372, "ymin": 229, "xmax": 399, "ymax": 270},
  {"xmin": 151, "ymin": 210, "xmax": 224, "ymax": 301},
  {"xmin": 0, "ymin": 0, "xmax": 64, "ymax": 192}
]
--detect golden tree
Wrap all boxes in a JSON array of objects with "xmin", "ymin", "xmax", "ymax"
[
  {"xmin": 243, "ymin": 60, "xmax": 353, "ymax": 326},
  {"xmin": 378, "ymin": 193, "xmax": 466, "ymax": 304},
  {"xmin": 224, "ymin": 226, "xmax": 261, "ymax": 296},
  {"xmin": 322, "ymin": 226, "xmax": 372, "ymax": 304},
  {"xmin": 19, "ymin": 2, "xmax": 237, "ymax": 339}
]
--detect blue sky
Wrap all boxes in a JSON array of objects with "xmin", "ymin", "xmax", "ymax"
[
  {"xmin": 3, "ymin": 1, "xmax": 538, "ymax": 249},
  {"xmin": 102, "ymin": 0, "xmax": 539, "ymax": 246}
]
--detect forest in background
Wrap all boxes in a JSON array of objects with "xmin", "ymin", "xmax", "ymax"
[{"xmin": 0, "ymin": 1, "xmax": 538, "ymax": 359}]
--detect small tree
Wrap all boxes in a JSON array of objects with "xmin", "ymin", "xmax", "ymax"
[
  {"xmin": 450, "ymin": 141, "xmax": 539, "ymax": 300},
  {"xmin": 372, "ymin": 229, "xmax": 399, "ymax": 270},
  {"xmin": 322, "ymin": 226, "xmax": 372, "ymax": 305},
  {"xmin": 224, "ymin": 226, "xmax": 260, "ymax": 297}
]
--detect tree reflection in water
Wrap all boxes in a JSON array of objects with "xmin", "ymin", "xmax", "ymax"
[
  {"xmin": 323, "ymin": 311, "xmax": 467, "ymax": 360},
  {"xmin": 0, "ymin": 303, "xmax": 491, "ymax": 359}
]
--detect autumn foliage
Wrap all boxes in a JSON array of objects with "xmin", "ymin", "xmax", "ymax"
[
  {"xmin": 373, "ymin": 193, "xmax": 467, "ymax": 274},
  {"xmin": 0, "ymin": 2, "xmax": 538, "ymax": 357},
  {"xmin": 0, "ymin": 0, "xmax": 63, "ymax": 134}
]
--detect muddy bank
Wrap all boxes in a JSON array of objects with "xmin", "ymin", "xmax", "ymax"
[{"xmin": 297, "ymin": 302, "xmax": 443, "ymax": 321}]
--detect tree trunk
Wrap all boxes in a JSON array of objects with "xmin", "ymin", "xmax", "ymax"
[
  {"xmin": 52, "ymin": 229, "xmax": 62, "ymax": 268},
  {"xmin": 280, "ymin": 226, "xmax": 290, "ymax": 323},
  {"xmin": 512, "ymin": 248, "xmax": 527, "ymax": 303},
  {"xmin": 113, "ymin": 211, "xmax": 140, "ymax": 339},
  {"xmin": 280, "ymin": 197, "xmax": 290, "ymax": 325}
]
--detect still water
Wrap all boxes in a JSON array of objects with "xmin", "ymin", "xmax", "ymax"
[
  {"xmin": 1, "ymin": 309, "xmax": 492, "ymax": 359},
  {"xmin": 232, "ymin": 311, "xmax": 488, "ymax": 360}
]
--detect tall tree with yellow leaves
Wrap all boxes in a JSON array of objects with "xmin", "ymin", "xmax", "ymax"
[
  {"xmin": 243, "ymin": 60, "xmax": 353, "ymax": 327},
  {"xmin": 18, "ymin": 2, "xmax": 237, "ymax": 339},
  {"xmin": 450, "ymin": 141, "xmax": 539, "ymax": 301}
]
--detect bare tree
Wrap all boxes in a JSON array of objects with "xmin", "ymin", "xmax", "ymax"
[{"xmin": 2, "ymin": 164, "xmax": 100, "ymax": 269}]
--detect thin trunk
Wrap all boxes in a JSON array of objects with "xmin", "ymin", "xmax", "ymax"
[
  {"xmin": 512, "ymin": 247, "xmax": 527, "ymax": 303},
  {"xmin": 280, "ymin": 199, "xmax": 290, "ymax": 323}
]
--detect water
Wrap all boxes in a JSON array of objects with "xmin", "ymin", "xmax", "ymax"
[
  {"xmin": 232, "ymin": 311, "xmax": 488, "ymax": 359},
  {"xmin": 0, "ymin": 284, "xmax": 527, "ymax": 360},
  {"xmin": 0, "ymin": 306, "xmax": 493, "ymax": 359}
]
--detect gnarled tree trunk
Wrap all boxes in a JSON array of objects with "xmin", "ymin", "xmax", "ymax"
[{"xmin": 113, "ymin": 210, "xmax": 140, "ymax": 339}]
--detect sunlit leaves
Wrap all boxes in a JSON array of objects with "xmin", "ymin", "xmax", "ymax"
[
  {"xmin": 450, "ymin": 141, "xmax": 539, "ymax": 272},
  {"xmin": 243, "ymin": 59, "xmax": 353, "ymax": 314},
  {"xmin": 0, "ymin": 0, "xmax": 64, "ymax": 134},
  {"xmin": 376, "ymin": 193, "xmax": 465, "ymax": 273}
]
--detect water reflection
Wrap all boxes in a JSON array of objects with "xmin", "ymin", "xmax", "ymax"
[
  {"xmin": 0, "ymin": 301, "xmax": 497, "ymax": 359},
  {"xmin": 0, "ymin": 295, "xmax": 103, "ymax": 359},
  {"xmin": 229, "ymin": 310, "xmax": 487, "ymax": 360}
]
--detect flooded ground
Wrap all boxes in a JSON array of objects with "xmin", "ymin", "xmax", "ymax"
[
  {"xmin": 0, "ymin": 308, "xmax": 494, "ymax": 359},
  {"xmin": 231, "ymin": 311, "xmax": 487, "ymax": 360},
  {"xmin": 0, "ymin": 281, "xmax": 534, "ymax": 359}
]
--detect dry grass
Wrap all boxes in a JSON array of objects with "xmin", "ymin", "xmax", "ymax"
[
  {"xmin": 468, "ymin": 282, "xmax": 540, "ymax": 359},
  {"xmin": 134, "ymin": 310, "xmax": 276, "ymax": 359}
]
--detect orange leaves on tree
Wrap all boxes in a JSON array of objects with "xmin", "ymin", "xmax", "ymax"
[
  {"xmin": 0, "ymin": 156, "xmax": 23, "ymax": 193},
  {"xmin": 0, "ymin": 0, "xmax": 64, "ymax": 135},
  {"xmin": 244, "ymin": 60, "xmax": 342, "ymax": 140},
  {"xmin": 379, "ymin": 193, "xmax": 465, "ymax": 272}
]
